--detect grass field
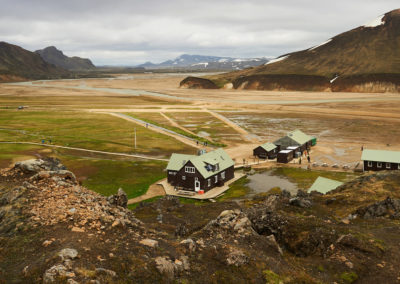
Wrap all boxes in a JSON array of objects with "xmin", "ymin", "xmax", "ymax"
[
  {"xmin": 126, "ymin": 112, "xmax": 226, "ymax": 147},
  {"xmin": 164, "ymin": 112, "xmax": 242, "ymax": 145},
  {"xmin": 0, "ymin": 144, "xmax": 167, "ymax": 199},
  {"xmin": 0, "ymin": 110, "xmax": 195, "ymax": 157}
]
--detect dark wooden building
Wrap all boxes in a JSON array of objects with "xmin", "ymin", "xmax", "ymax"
[
  {"xmin": 274, "ymin": 129, "xmax": 313, "ymax": 152},
  {"xmin": 361, "ymin": 149, "xmax": 400, "ymax": 172},
  {"xmin": 166, "ymin": 148, "xmax": 235, "ymax": 192},
  {"xmin": 253, "ymin": 142, "xmax": 277, "ymax": 159},
  {"xmin": 277, "ymin": 149, "xmax": 294, "ymax": 163}
]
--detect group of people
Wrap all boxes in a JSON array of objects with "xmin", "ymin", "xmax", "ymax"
[{"xmin": 299, "ymin": 149, "xmax": 311, "ymax": 164}]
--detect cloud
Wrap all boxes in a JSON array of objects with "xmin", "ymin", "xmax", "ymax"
[{"xmin": 0, "ymin": 0, "xmax": 398, "ymax": 65}]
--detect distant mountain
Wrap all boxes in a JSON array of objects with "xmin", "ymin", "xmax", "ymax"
[
  {"xmin": 0, "ymin": 42, "xmax": 70, "ymax": 82},
  {"xmin": 138, "ymin": 54, "xmax": 268, "ymax": 70},
  {"xmin": 35, "ymin": 46, "xmax": 95, "ymax": 71},
  {"xmin": 181, "ymin": 9, "xmax": 400, "ymax": 93}
]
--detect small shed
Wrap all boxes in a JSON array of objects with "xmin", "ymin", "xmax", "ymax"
[
  {"xmin": 308, "ymin": 177, "xmax": 343, "ymax": 194},
  {"xmin": 361, "ymin": 149, "xmax": 400, "ymax": 172},
  {"xmin": 277, "ymin": 150, "xmax": 294, "ymax": 163},
  {"xmin": 253, "ymin": 142, "xmax": 277, "ymax": 159},
  {"xmin": 287, "ymin": 146, "xmax": 301, "ymax": 158}
]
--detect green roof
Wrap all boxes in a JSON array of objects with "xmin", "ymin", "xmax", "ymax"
[
  {"xmin": 259, "ymin": 142, "xmax": 277, "ymax": 152},
  {"xmin": 166, "ymin": 153, "xmax": 194, "ymax": 171},
  {"xmin": 361, "ymin": 149, "xmax": 400, "ymax": 164},
  {"xmin": 166, "ymin": 148, "xmax": 234, "ymax": 179},
  {"xmin": 308, "ymin": 177, "xmax": 344, "ymax": 194},
  {"xmin": 286, "ymin": 129, "xmax": 313, "ymax": 145}
]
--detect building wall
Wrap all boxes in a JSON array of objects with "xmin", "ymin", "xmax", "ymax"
[
  {"xmin": 363, "ymin": 160, "xmax": 400, "ymax": 171},
  {"xmin": 253, "ymin": 147, "xmax": 277, "ymax": 159},
  {"xmin": 169, "ymin": 161, "xmax": 235, "ymax": 192},
  {"xmin": 277, "ymin": 151, "xmax": 294, "ymax": 163}
]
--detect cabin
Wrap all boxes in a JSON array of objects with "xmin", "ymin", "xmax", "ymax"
[
  {"xmin": 361, "ymin": 149, "xmax": 400, "ymax": 172},
  {"xmin": 253, "ymin": 142, "xmax": 278, "ymax": 159},
  {"xmin": 308, "ymin": 177, "xmax": 343, "ymax": 194},
  {"xmin": 273, "ymin": 129, "xmax": 313, "ymax": 152},
  {"xmin": 277, "ymin": 149, "xmax": 294, "ymax": 163},
  {"xmin": 166, "ymin": 148, "xmax": 235, "ymax": 192}
]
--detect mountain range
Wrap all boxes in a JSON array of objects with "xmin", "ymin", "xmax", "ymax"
[
  {"xmin": 0, "ymin": 42, "xmax": 70, "ymax": 82},
  {"xmin": 181, "ymin": 9, "xmax": 400, "ymax": 93},
  {"xmin": 138, "ymin": 54, "xmax": 269, "ymax": 70},
  {"xmin": 35, "ymin": 46, "xmax": 96, "ymax": 71}
]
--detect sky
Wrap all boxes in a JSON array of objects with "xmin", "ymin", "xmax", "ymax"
[{"xmin": 0, "ymin": 0, "xmax": 398, "ymax": 66}]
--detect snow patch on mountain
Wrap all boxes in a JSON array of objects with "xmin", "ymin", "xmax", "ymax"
[
  {"xmin": 364, "ymin": 15, "xmax": 385, "ymax": 28},
  {"xmin": 265, "ymin": 55, "xmax": 289, "ymax": 65},
  {"xmin": 309, "ymin": 39, "xmax": 332, "ymax": 51}
]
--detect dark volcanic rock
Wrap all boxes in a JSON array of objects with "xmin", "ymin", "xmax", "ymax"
[
  {"xmin": 355, "ymin": 197, "xmax": 400, "ymax": 219},
  {"xmin": 180, "ymin": 76, "xmax": 218, "ymax": 89},
  {"xmin": 107, "ymin": 188, "xmax": 128, "ymax": 208}
]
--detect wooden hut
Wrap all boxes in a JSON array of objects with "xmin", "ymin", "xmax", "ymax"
[
  {"xmin": 253, "ymin": 142, "xmax": 277, "ymax": 159},
  {"xmin": 361, "ymin": 149, "xmax": 400, "ymax": 172},
  {"xmin": 277, "ymin": 149, "xmax": 294, "ymax": 163},
  {"xmin": 274, "ymin": 129, "xmax": 313, "ymax": 152},
  {"xmin": 166, "ymin": 148, "xmax": 235, "ymax": 192}
]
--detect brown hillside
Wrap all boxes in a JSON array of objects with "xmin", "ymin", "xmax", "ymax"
[
  {"xmin": 0, "ymin": 42, "xmax": 70, "ymax": 82},
  {"xmin": 182, "ymin": 9, "xmax": 400, "ymax": 92}
]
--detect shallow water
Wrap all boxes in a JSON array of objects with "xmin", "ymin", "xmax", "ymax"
[{"xmin": 246, "ymin": 170, "xmax": 298, "ymax": 198}]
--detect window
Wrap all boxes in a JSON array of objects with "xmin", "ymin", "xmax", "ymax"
[
  {"xmin": 367, "ymin": 161, "xmax": 372, "ymax": 167},
  {"xmin": 398, "ymin": 164, "xmax": 400, "ymax": 170},
  {"xmin": 215, "ymin": 163, "xmax": 220, "ymax": 171},
  {"xmin": 221, "ymin": 171, "xmax": 225, "ymax": 179},
  {"xmin": 386, "ymin": 163, "xmax": 391, "ymax": 169},
  {"xmin": 182, "ymin": 176, "xmax": 186, "ymax": 180},
  {"xmin": 215, "ymin": 175, "xmax": 218, "ymax": 183},
  {"xmin": 185, "ymin": 166, "xmax": 195, "ymax": 173},
  {"xmin": 377, "ymin": 162, "xmax": 382, "ymax": 168},
  {"xmin": 207, "ymin": 179, "xmax": 211, "ymax": 187}
]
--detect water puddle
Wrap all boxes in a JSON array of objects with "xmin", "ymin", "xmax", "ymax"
[{"xmin": 246, "ymin": 170, "xmax": 298, "ymax": 198}]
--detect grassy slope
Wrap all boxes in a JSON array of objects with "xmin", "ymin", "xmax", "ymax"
[
  {"xmin": 0, "ymin": 110, "xmax": 195, "ymax": 156},
  {"xmin": 0, "ymin": 144, "xmax": 167, "ymax": 199}
]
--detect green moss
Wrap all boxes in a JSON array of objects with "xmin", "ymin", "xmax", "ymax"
[
  {"xmin": 340, "ymin": 272, "xmax": 358, "ymax": 283},
  {"xmin": 263, "ymin": 269, "xmax": 285, "ymax": 284},
  {"xmin": 217, "ymin": 176, "xmax": 250, "ymax": 201}
]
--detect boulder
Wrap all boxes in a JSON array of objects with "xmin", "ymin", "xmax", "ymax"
[
  {"xmin": 289, "ymin": 197, "xmax": 313, "ymax": 208},
  {"xmin": 140, "ymin": 239, "xmax": 159, "ymax": 248},
  {"xmin": 14, "ymin": 157, "xmax": 66, "ymax": 174},
  {"xmin": 107, "ymin": 188, "xmax": 128, "ymax": 208},
  {"xmin": 43, "ymin": 264, "xmax": 68, "ymax": 283},
  {"xmin": 58, "ymin": 248, "xmax": 78, "ymax": 261},
  {"xmin": 226, "ymin": 248, "xmax": 249, "ymax": 266},
  {"xmin": 355, "ymin": 197, "xmax": 400, "ymax": 219},
  {"xmin": 155, "ymin": 256, "xmax": 175, "ymax": 280}
]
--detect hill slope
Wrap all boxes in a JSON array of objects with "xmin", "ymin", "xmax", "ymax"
[
  {"xmin": 35, "ymin": 46, "xmax": 96, "ymax": 71},
  {"xmin": 2, "ymin": 158, "xmax": 400, "ymax": 282},
  {"xmin": 181, "ymin": 9, "xmax": 400, "ymax": 92},
  {"xmin": 0, "ymin": 42, "xmax": 70, "ymax": 82}
]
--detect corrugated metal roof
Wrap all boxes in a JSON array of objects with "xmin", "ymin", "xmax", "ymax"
[
  {"xmin": 166, "ymin": 148, "xmax": 234, "ymax": 179},
  {"xmin": 279, "ymin": 150, "xmax": 292, "ymax": 154},
  {"xmin": 286, "ymin": 129, "xmax": 313, "ymax": 145},
  {"xmin": 361, "ymin": 149, "xmax": 400, "ymax": 164},
  {"xmin": 308, "ymin": 177, "xmax": 344, "ymax": 194},
  {"xmin": 166, "ymin": 153, "xmax": 194, "ymax": 171},
  {"xmin": 260, "ymin": 142, "xmax": 277, "ymax": 152}
]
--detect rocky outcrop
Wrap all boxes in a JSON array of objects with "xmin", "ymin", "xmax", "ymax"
[
  {"xmin": 14, "ymin": 157, "xmax": 66, "ymax": 173},
  {"xmin": 107, "ymin": 188, "xmax": 128, "ymax": 208},
  {"xmin": 179, "ymin": 76, "xmax": 218, "ymax": 89},
  {"xmin": 355, "ymin": 197, "xmax": 400, "ymax": 219}
]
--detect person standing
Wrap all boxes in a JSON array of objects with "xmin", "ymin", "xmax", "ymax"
[{"xmin": 307, "ymin": 155, "xmax": 311, "ymax": 163}]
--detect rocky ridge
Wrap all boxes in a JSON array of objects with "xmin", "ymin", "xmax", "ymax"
[{"xmin": 1, "ymin": 159, "xmax": 400, "ymax": 283}]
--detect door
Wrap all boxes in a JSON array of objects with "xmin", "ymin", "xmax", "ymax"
[{"xmin": 194, "ymin": 180, "xmax": 201, "ymax": 191}]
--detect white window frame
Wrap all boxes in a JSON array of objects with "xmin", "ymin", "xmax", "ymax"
[
  {"xmin": 221, "ymin": 171, "xmax": 225, "ymax": 179},
  {"xmin": 215, "ymin": 175, "xmax": 218, "ymax": 183},
  {"xmin": 386, "ymin": 163, "xmax": 391, "ymax": 169},
  {"xmin": 185, "ymin": 166, "xmax": 195, "ymax": 173},
  {"xmin": 377, "ymin": 162, "xmax": 382, "ymax": 168},
  {"xmin": 207, "ymin": 179, "xmax": 211, "ymax": 187},
  {"xmin": 398, "ymin": 164, "xmax": 400, "ymax": 170},
  {"xmin": 215, "ymin": 164, "xmax": 220, "ymax": 171},
  {"xmin": 182, "ymin": 176, "xmax": 186, "ymax": 180},
  {"xmin": 367, "ymin": 161, "xmax": 372, "ymax": 167}
]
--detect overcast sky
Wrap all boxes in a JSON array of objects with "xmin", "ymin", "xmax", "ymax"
[{"xmin": 0, "ymin": 0, "xmax": 398, "ymax": 65}]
